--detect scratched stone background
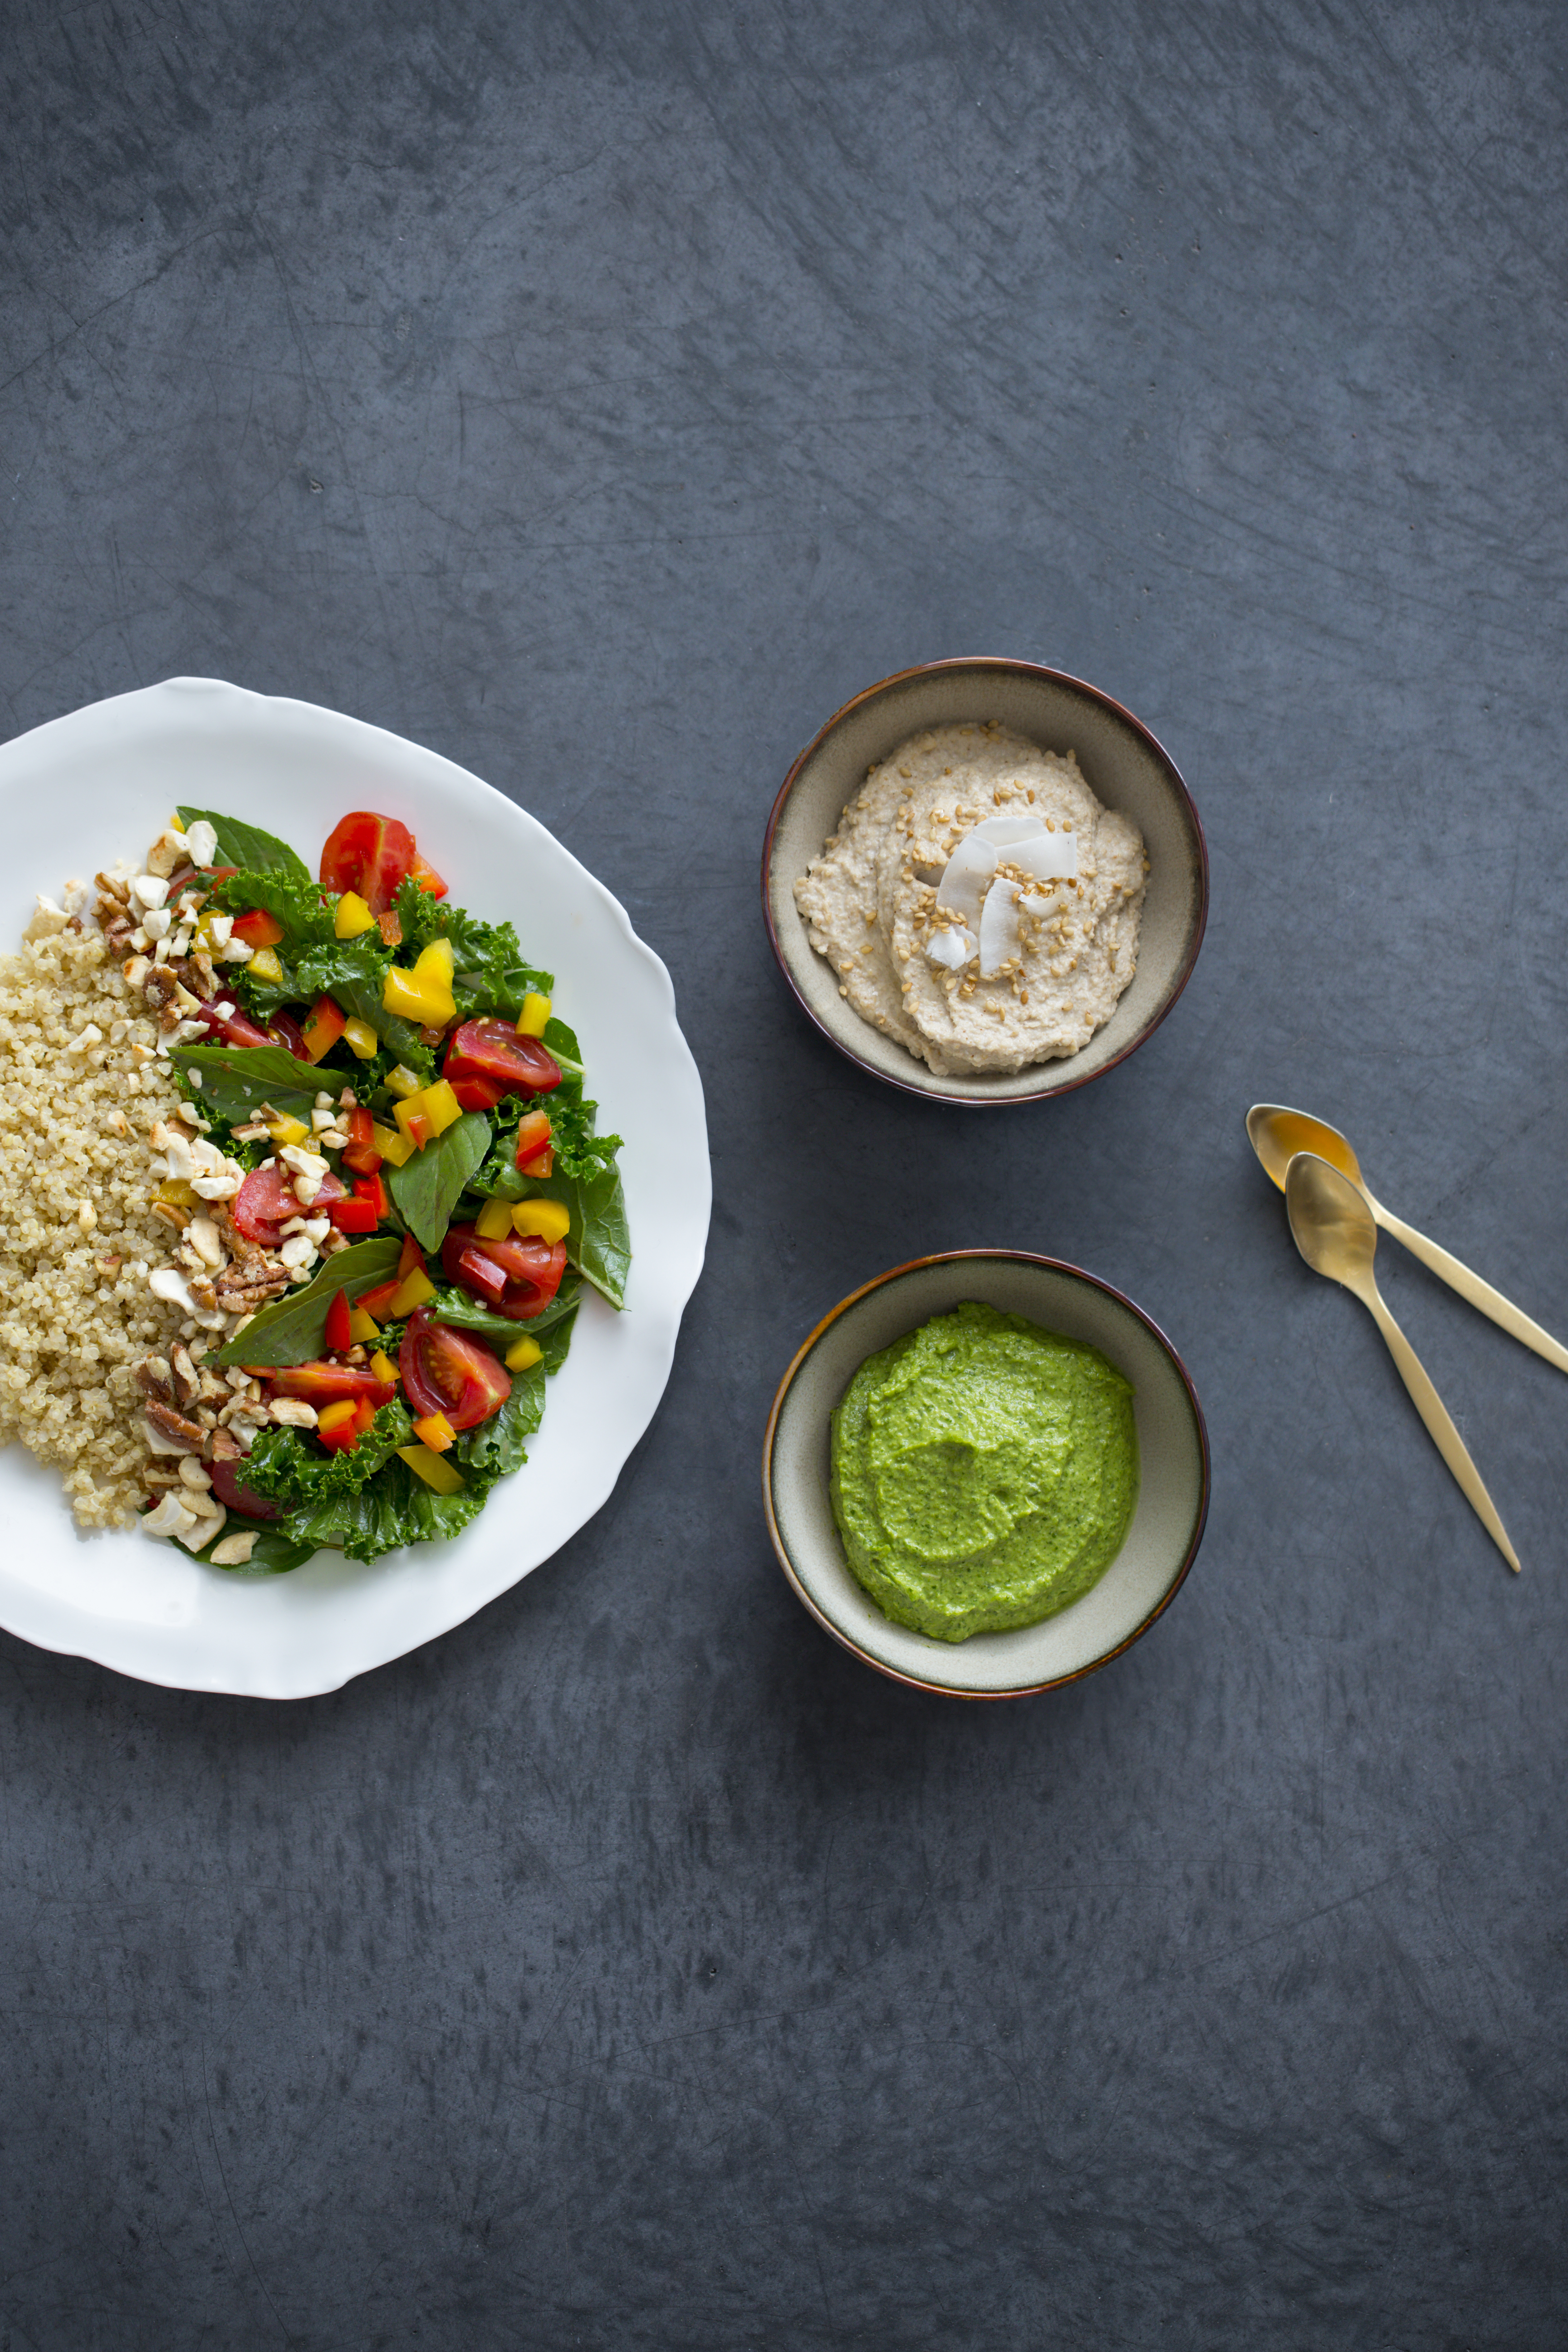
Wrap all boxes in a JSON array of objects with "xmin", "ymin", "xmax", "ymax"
[{"xmin": 3, "ymin": 2, "xmax": 1567, "ymax": 2346}]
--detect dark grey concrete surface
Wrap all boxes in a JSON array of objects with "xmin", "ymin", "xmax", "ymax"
[{"xmin": 3, "ymin": 3, "xmax": 1566, "ymax": 2345}]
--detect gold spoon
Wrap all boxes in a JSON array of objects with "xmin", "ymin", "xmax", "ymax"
[
  {"xmin": 1247, "ymin": 1103, "xmax": 1568, "ymax": 1376},
  {"xmin": 1285, "ymin": 1152, "xmax": 1521, "ymax": 1572}
]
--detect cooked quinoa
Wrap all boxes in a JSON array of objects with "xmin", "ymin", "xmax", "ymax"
[{"xmin": 0, "ymin": 905, "xmax": 184, "ymax": 1527}]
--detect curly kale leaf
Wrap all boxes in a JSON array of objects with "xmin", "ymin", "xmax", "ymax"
[{"xmin": 392, "ymin": 877, "xmax": 552, "ymax": 1020}]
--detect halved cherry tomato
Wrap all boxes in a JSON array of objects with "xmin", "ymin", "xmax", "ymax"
[
  {"xmin": 352, "ymin": 1171, "xmax": 388, "ymax": 1221},
  {"xmin": 207, "ymin": 1457, "xmax": 280, "ymax": 1520},
  {"xmin": 323, "ymin": 1289, "xmax": 353, "ymax": 1353},
  {"xmin": 398, "ymin": 1308, "xmax": 511, "ymax": 1431},
  {"xmin": 442, "ymin": 1019, "xmax": 561, "ymax": 1099},
  {"xmin": 202, "ymin": 866, "xmax": 240, "ymax": 886},
  {"xmin": 319, "ymin": 812, "xmax": 416, "ymax": 916},
  {"xmin": 194, "ymin": 997, "xmax": 275, "ymax": 1051},
  {"xmin": 441, "ymin": 1222, "xmax": 568, "ymax": 1319},
  {"xmin": 449, "ymin": 1074, "xmax": 507, "ymax": 1113},
  {"xmin": 409, "ymin": 850, "xmax": 448, "ymax": 900},
  {"xmin": 267, "ymin": 1362, "xmax": 398, "ymax": 1407},
  {"xmin": 327, "ymin": 1197, "xmax": 378, "ymax": 1233},
  {"xmin": 231, "ymin": 908, "xmax": 285, "ymax": 950},
  {"xmin": 340, "ymin": 1105, "xmax": 382, "ymax": 1176},
  {"xmin": 264, "ymin": 1009, "xmax": 312, "ymax": 1060},
  {"xmin": 232, "ymin": 1164, "xmax": 348, "ymax": 1247}
]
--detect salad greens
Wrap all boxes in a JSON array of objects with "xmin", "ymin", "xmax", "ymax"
[{"xmin": 160, "ymin": 808, "xmax": 628, "ymax": 1576}]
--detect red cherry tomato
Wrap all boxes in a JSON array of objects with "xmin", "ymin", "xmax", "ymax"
[
  {"xmin": 258, "ymin": 1009, "xmax": 309, "ymax": 1060},
  {"xmin": 207, "ymin": 1457, "xmax": 280, "ymax": 1521},
  {"xmin": 194, "ymin": 997, "xmax": 275, "ymax": 1051},
  {"xmin": 323, "ymin": 1288, "xmax": 352, "ymax": 1353},
  {"xmin": 398, "ymin": 1309, "xmax": 511, "ymax": 1431},
  {"xmin": 448, "ymin": 1074, "xmax": 508, "ymax": 1114},
  {"xmin": 442, "ymin": 1019, "xmax": 561, "ymax": 1099},
  {"xmin": 232, "ymin": 1164, "xmax": 348, "ymax": 1247},
  {"xmin": 441, "ymin": 1221, "xmax": 567, "ymax": 1319},
  {"xmin": 319, "ymin": 811, "xmax": 416, "ymax": 916},
  {"xmin": 266, "ymin": 1363, "xmax": 398, "ymax": 1407}
]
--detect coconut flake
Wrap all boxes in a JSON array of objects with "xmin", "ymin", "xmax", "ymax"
[
  {"xmin": 978, "ymin": 879, "xmax": 1023, "ymax": 978},
  {"xmin": 926, "ymin": 924, "xmax": 975, "ymax": 971}
]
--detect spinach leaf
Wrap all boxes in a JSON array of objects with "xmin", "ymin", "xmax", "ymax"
[
  {"xmin": 210, "ymin": 1236, "xmax": 402, "ymax": 1367},
  {"xmin": 480, "ymin": 1166, "xmax": 630, "ymax": 1308},
  {"xmin": 542, "ymin": 1015, "xmax": 585, "ymax": 1076},
  {"xmin": 290, "ymin": 935, "xmax": 432, "ymax": 1071},
  {"xmin": 177, "ymin": 807, "xmax": 310, "ymax": 880},
  {"xmin": 428, "ymin": 1274, "xmax": 582, "ymax": 1350},
  {"xmin": 460, "ymin": 1303, "xmax": 578, "ymax": 1477},
  {"xmin": 388, "ymin": 1112, "xmax": 490, "ymax": 1255},
  {"xmin": 392, "ymin": 879, "xmax": 552, "ymax": 1020},
  {"xmin": 191, "ymin": 1519, "xmax": 318, "ymax": 1576},
  {"xmin": 170, "ymin": 1042, "xmax": 322, "ymax": 1126}
]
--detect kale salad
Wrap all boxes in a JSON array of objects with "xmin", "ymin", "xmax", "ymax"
[{"xmin": 140, "ymin": 804, "xmax": 627, "ymax": 1573}]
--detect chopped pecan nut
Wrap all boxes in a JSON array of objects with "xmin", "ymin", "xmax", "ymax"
[
  {"xmin": 168, "ymin": 1342, "xmax": 200, "ymax": 1404},
  {"xmin": 144, "ymin": 1399, "xmax": 208, "ymax": 1453},
  {"xmin": 135, "ymin": 1356, "xmax": 175, "ymax": 1400}
]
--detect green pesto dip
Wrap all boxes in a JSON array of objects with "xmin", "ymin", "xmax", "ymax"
[{"xmin": 829, "ymin": 1301, "xmax": 1138, "ymax": 1642}]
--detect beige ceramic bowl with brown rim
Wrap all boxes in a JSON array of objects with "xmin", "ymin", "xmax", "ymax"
[
  {"xmin": 763, "ymin": 1251, "xmax": 1210, "ymax": 1698},
  {"xmin": 763, "ymin": 657, "xmax": 1208, "ymax": 1103}
]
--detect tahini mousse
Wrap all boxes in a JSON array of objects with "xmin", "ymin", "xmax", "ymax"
[{"xmin": 794, "ymin": 721, "xmax": 1148, "ymax": 1077}]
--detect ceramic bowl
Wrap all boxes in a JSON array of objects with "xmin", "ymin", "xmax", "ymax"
[
  {"xmin": 762, "ymin": 657, "xmax": 1207, "ymax": 1104},
  {"xmin": 763, "ymin": 1251, "xmax": 1209, "ymax": 1697}
]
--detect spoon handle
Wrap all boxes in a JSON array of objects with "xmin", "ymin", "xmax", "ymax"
[
  {"xmin": 1363, "ymin": 1288, "xmax": 1522, "ymax": 1572},
  {"xmin": 1376, "ymin": 1206, "xmax": 1568, "ymax": 1377}
]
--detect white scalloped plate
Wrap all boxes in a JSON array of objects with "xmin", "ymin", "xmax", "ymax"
[{"xmin": 0, "ymin": 678, "xmax": 710, "ymax": 1696}]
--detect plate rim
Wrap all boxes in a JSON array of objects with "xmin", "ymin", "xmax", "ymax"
[
  {"xmin": 761, "ymin": 1246, "xmax": 1211, "ymax": 1698},
  {"xmin": 0, "ymin": 676, "xmax": 711, "ymax": 1697},
  {"xmin": 760, "ymin": 654, "xmax": 1211, "ymax": 1105}
]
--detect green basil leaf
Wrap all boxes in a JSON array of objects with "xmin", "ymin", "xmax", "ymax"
[
  {"xmin": 177, "ymin": 807, "xmax": 310, "ymax": 880},
  {"xmin": 170, "ymin": 1043, "xmax": 322, "ymax": 1126},
  {"xmin": 210, "ymin": 1235, "xmax": 402, "ymax": 1367},
  {"xmin": 427, "ymin": 1274, "xmax": 582, "ymax": 1349},
  {"xmin": 192, "ymin": 1519, "xmax": 318, "ymax": 1576},
  {"xmin": 387, "ymin": 1112, "xmax": 491, "ymax": 1255}
]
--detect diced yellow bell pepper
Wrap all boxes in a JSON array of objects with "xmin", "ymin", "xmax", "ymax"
[
  {"xmin": 369, "ymin": 1349, "xmax": 399, "ymax": 1387},
  {"xmin": 420, "ymin": 1079, "xmax": 461, "ymax": 1137},
  {"xmin": 154, "ymin": 1177, "xmax": 196, "ymax": 1213},
  {"xmin": 370, "ymin": 1119, "xmax": 414, "ymax": 1167},
  {"xmin": 384, "ymin": 1064, "xmax": 424, "ymax": 1099},
  {"xmin": 475, "ymin": 1197, "xmax": 514, "ymax": 1242},
  {"xmin": 397, "ymin": 1442, "xmax": 464, "ymax": 1494},
  {"xmin": 387, "ymin": 1265, "xmax": 436, "ymax": 1318},
  {"xmin": 249, "ymin": 946, "xmax": 285, "ymax": 987},
  {"xmin": 382, "ymin": 936, "xmax": 457, "ymax": 1028},
  {"xmin": 412, "ymin": 1411, "xmax": 456, "ymax": 1453},
  {"xmin": 504, "ymin": 1335, "xmax": 543, "ymax": 1372},
  {"xmin": 334, "ymin": 890, "xmax": 377, "ymax": 941},
  {"xmin": 265, "ymin": 1114, "xmax": 310, "ymax": 1149},
  {"xmin": 318, "ymin": 1398, "xmax": 358, "ymax": 1436},
  {"xmin": 347, "ymin": 1303, "xmax": 381, "ymax": 1344},
  {"xmin": 517, "ymin": 991, "xmax": 552, "ymax": 1039},
  {"xmin": 342, "ymin": 1015, "xmax": 379, "ymax": 1061},
  {"xmin": 512, "ymin": 1199, "xmax": 571, "ymax": 1245}
]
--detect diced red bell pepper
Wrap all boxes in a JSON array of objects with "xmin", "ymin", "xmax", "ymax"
[
  {"xmin": 409, "ymin": 850, "xmax": 448, "ymax": 900},
  {"xmin": 402, "ymin": 1107, "xmax": 431, "ymax": 1152},
  {"xmin": 352, "ymin": 1171, "xmax": 388, "ymax": 1221},
  {"xmin": 323, "ymin": 1288, "xmax": 353, "ymax": 1354},
  {"xmin": 513, "ymin": 1110, "xmax": 552, "ymax": 1167},
  {"xmin": 317, "ymin": 1395, "xmax": 378, "ymax": 1454},
  {"xmin": 358, "ymin": 1277, "xmax": 402, "ymax": 1320},
  {"xmin": 231, "ymin": 908, "xmax": 285, "ymax": 950},
  {"xmin": 328, "ymin": 1197, "xmax": 379, "ymax": 1234},
  {"xmin": 340, "ymin": 1105, "xmax": 382, "ymax": 1176},
  {"xmin": 397, "ymin": 1233, "xmax": 426, "ymax": 1284},
  {"xmin": 301, "ymin": 995, "xmax": 347, "ymax": 1063}
]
